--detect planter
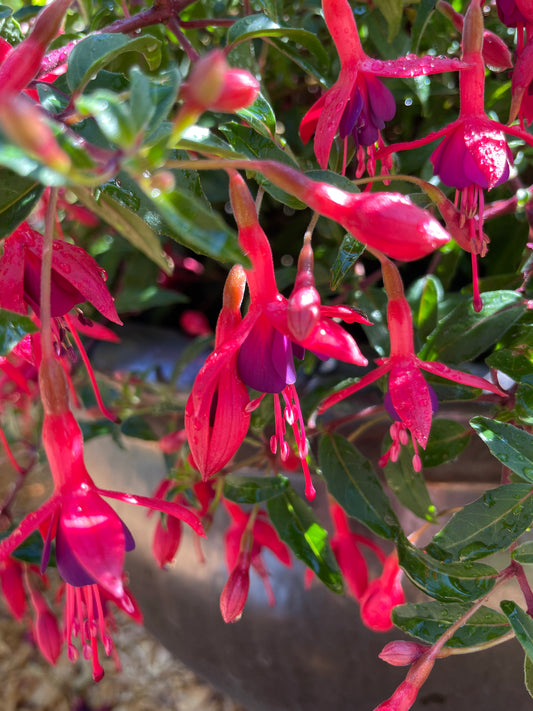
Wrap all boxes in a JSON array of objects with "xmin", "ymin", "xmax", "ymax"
[{"xmin": 84, "ymin": 430, "xmax": 532, "ymax": 711}]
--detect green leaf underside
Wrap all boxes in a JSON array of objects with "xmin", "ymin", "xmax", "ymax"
[
  {"xmin": 0, "ymin": 169, "xmax": 43, "ymax": 236},
  {"xmin": 427, "ymin": 483, "xmax": 533, "ymax": 562},
  {"xmin": 397, "ymin": 536, "xmax": 497, "ymax": 603},
  {"xmin": 223, "ymin": 475, "xmax": 289, "ymax": 504},
  {"xmin": 471, "ymin": 417, "xmax": 533, "ymax": 483},
  {"xmin": 501, "ymin": 600, "xmax": 533, "ymax": 664},
  {"xmin": 267, "ymin": 487, "xmax": 343, "ymax": 594},
  {"xmin": 319, "ymin": 433, "xmax": 401, "ymax": 540},
  {"xmin": 393, "ymin": 601, "xmax": 510, "ymax": 648}
]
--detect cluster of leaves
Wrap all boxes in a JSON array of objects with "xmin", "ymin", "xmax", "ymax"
[{"xmin": 0, "ymin": 0, "xmax": 532, "ymax": 703}]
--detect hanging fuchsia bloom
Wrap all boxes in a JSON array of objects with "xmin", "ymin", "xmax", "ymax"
[
  {"xmin": 227, "ymin": 171, "xmax": 370, "ymax": 499},
  {"xmin": 0, "ymin": 358, "xmax": 204, "ymax": 605},
  {"xmin": 510, "ymin": 35, "xmax": 533, "ymax": 127},
  {"xmin": 299, "ymin": 0, "xmax": 465, "ymax": 173},
  {"xmin": 379, "ymin": 0, "xmax": 533, "ymax": 310},
  {"xmin": 185, "ymin": 265, "xmax": 251, "ymax": 480},
  {"xmin": 319, "ymin": 260, "xmax": 505, "ymax": 472},
  {"xmin": 359, "ymin": 551, "xmax": 405, "ymax": 632},
  {"xmin": 0, "ymin": 223, "xmax": 121, "ymax": 324},
  {"xmin": 220, "ymin": 500, "xmax": 291, "ymax": 622}
]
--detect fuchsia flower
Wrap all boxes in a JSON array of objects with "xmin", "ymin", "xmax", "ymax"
[
  {"xmin": 0, "ymin": 357, "xmax": 205, "ymax": 667},
  {"xmin": 496, "ymin": 0, "xmax": 532, "ymax": 27},
  {"xmin": 0, "ymin": 223, "xmax": 121, "ymax": 324},
  {"xmin": 299, "ymin": 0, "xmax": 465, "ymax": 173},
  {"xmin": 228, "ymin": 171, "xmax": 370, "ymax": 499},
  {"xmin": 319, "ymin": 260, "xmax": 505, "ymax": 472},
  {"xmin": 220, "ymin": 500, "xmax": 291, "ymax": 622},
  {"xmin": 379, "ymin": 0, "xmax": 533, "ymax": 310}
]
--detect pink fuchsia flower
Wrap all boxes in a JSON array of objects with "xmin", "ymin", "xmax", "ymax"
[
  {"xmin": 510, "ymin": 36, "xmax": 533, "ymax": 127},
  {"xmin": 496, "ymin": 0, "xmax": 532, "ymax": 27},
  {"xmin": 185, "ymin": 265, "xmax": 251, "ymax": 480},
  {"xmin": 228, "ymin": 170, "xmax": 370, "ymax": 499},
  {"xmin": 299, "ymin": 0, "xmax": 465, "ymax": 173},
  {"xmin": 319, "ymin": 259, "xmax": 505, "ymax": 472},
  {"xmin": 379, "ymin": 0, "xmax": 533, "ymax": 309},
  {"xmin": 0, "ymin": 223, "xmax": 121, "ymax": 324},
  {"xmin": 0, "ymin": 357, "xmax": 205, "ymax": 603},
  {"xmin": 220, "ymin": 500, "xmax": 291, "ymax": 621}
]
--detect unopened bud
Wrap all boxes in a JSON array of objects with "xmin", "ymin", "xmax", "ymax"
[
  {"xmin": 183, "ymin": 50, "xmax": 227, "ymax": 112},
  {"xmin": 152, "ymin": 515, "xmax": 183, "ymax": 568},
  {"xmin": 379, "ymin": 641, "xmax": 429, "ymax": 667},
  {"xmin": 0, "ymin": 559, "xmax": 26, "ymax": 621},
  {"xmin": 212, "ymin": 68, "xmax": 260, "ymax": 112},
  {"xmin": 220, "ymin": 551, "xmax": 251, "ymax": 623},
  {"xmin": 0, "ymin": 96, "xmax": 71, "ymax": 173},
  {"xmin": 462, "ymin": 0, "xmax": 483, "ymax": 57}
]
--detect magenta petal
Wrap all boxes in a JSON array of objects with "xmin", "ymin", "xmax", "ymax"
[
  {"xmin": 58, "ymin": 490, "xmax": 125, "ymax": 597},
  {"xmin": 299, "ymin": 94, "xmax": 326, "ymax": 144},
  {"xmin": 56, "ymin": 523, "xmax": 97, "ymax": 587},
  {"xmin": 238, "ymin": 316, "xmax": 295, "ymax": 393},
  {"xmin": 366, "ymin": 74, "xmax": 396, "ymax": 123}
]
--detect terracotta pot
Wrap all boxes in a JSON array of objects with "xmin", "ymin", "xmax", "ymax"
[{"xmin": 84, "ymin": 432, "xmax": 532, "ymax": 711}]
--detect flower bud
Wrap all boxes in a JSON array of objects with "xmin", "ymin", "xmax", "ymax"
[
  {"xmin": 378, "ymin": 641, "xmax": 429, "ymax": 667},
  {"xmin": 287, "ymin": 238, "xmax": 320, "ymax": 341},
  {"xmin": 220, "ymin": 550, "xmax": 251, "ymax": 623},
  {"xmin": 0, "ymin": 0, "xmax": 72, "ymax": 98},
  {"xmin": 0, "ymin": 97, "xmax": 71, "ymax": 173},
  {"xmin": 0, "ymin": 558, "xmax": 27, "ymax": 621},
  {"xmin": 212, "ymin": 68, "xmax": 260, "ymax": 112},
  {"xmin": 152, "ymin": 514, "xmax": 183, "ymax": 568},
  {"xmin": 510, "ymin": 39, "xmax": 533, "ymax": 124},
  {"xmin": 462, "ymin": 0, "xmax": 483, "ymax": 57},
  {"xmin": 28, "ymin": 582, "xmax": 62, "ymax": 665}
]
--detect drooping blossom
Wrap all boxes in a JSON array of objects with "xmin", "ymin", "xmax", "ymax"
[
  {"xmin": 220, "ymin": 500, "xmax": 291, "ymax": 622},
  {"xmin": 299, "ymin": 0, "xmax": 465, "ymax": 174},
  {"xmin": 0, "ymin": 357, "xmax": 205, "ymax": 639},
  {"xmin": 318, "ymin": 258, "xmax": 505, "ymax": 471},
  {"xmin": 227, "ymin": 170, "xmax": 371, "ymax": 499},
  {"xmin": 379, "ymin": 0, "xmax": 533, "ymax": 310},
  {"xmin": 185, "ymin": 265, "xmax": 252, "ymax": 480}
]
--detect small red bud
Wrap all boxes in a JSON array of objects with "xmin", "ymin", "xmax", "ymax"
[
  {"xmin": 152, "ymin": 515, "xmax": 183, "ymax": 568},
  {"xmin": 378, "ymin": 641, "xmax": 429, "ymax": 667},
  {"xmin": 0, "ymin": 558, "xmax": 27, "ymax": 621},
  {"xmin": 212, "ymin": 68, "xmax": 260, "ymax": 112},
  {"xmin": 220, "ymin": 551, "xmax": 251, "ymax": 623}
]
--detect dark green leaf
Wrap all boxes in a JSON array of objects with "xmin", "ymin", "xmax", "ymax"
[
  {"xmin": 486, "ymin": 347, "xmax": 533, "ymax": 384},
  {"xmin": 471, "ymin": 417, "xmax": 533, "ymax": 483},
  {"xmin": 267, "ymin": 487, "xmax": 343, "ymax": 593},
  {"xmin": 178, "ymin": 126, "xmax": 237, "ymax": 159},
  {"xmin": 427, "ymin": 483, "xmax": 533, "ymax": 561},
  {"xmin": 227, "ymin": 14, "xmax": 329, "ymax": 73},
  {"xmin": 319, "ymin": 433, "xmax": 401, "ymax": 540},
  {"xmin": 408, "ymin": 275, "xmax": 442, "ymax": 342},
  {"xmin": 410, "ymin": 0, "xmax": 437, "ymax": 52},
  {"xmin": 0, "ymin": 169, "xmax": 43, "ymax": 236},
  {"xmin": 76, "ymin": 91, "xmax": 137, "ymax": 148},
  {"xmin": 421, "ymin": 418, "xmax": 470, "ymax": 468},
  {"xmin": 418, "ymin": 291, "xmax": 526, "ymax": 364},
  {"xmin": 516, "ymin": 383, "xmax": 533, "ymax": 425},
  {"xmin": 373, "ymin": 0, "xmax": 404, "ymax": 41},
  {"xmin": 330, "ymin": 235, "xmax": 366, "ymax": 290},
  {"xmin": 525, "ymin": 655, "xmax": 533, "ymax": 700},
  {"xmin": 383, "ymin": 445, "xmax": 437, "ymax": 522},
  {"xmin": 0, "ymin": 309, "xmax": 38, "ymax": 355},
  {"xmin": 72, "ymin": 186, "xmax": 171, "ymax": 273},
  {"xmin": 67, "ymin": 33, "xmax": 162, "ymax": 93},
  {"xmin": 113, "ymin": 285, "xmax": 186, "ymax": 312},
  {"xmin": 393, "ymin": 601, "xmax": 510, "ymax": 648},
  {"xmin": 13, "ymin": 531, "xmax": 51, "ymax": 566},
  {"xmin": 512, "ymin": 541, "xmax": 533, "ymax": 565},
  {"xmin": 236, "ymin": 92, "xmax": 276, "ymax": 137},
  {"xmin": 121, "ymin": 415, "xmax": 157, "ymax": 441},
  {"xmin": 397, "ymin": 536, "xmax": 497, "ymax": 602},
  {"xmin": 223, "ymin": 475, "xmax": 289, "ymax": 504},
  {"xmin": 501, "ymin": 600, "xmax": 533, "ymax": 663}
]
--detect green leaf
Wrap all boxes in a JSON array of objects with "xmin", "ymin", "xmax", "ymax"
[
  {"xmin": 418, "ymin": 291, "xmax": 526, "ymax": 364},
  {"xmin": 330, "ymin": 234, "xmax": 366, "ymax": 290},
  {"xmin": 267, "ymin": 487, "xmax": 343, "ymax": 594},
  {"xmin": 76, "ymin": 91, "xmax": 137, "ymax": 148},
  {"xmin": 427, "ymin": 483, "xmax": 533, "ymax": 562},
  {"xmin": 373, "ymin": 0, "xmax": 405, "ymax": 41},
  {"xmin": 397, "ymin": 536, "xmax": 497, "ymax": 602},
  {"xmin": 0, "ymin": 169, "xmax": 43, "ymax": 236},
  {"xmin": 512, "ymin": 541, "xmax": 533, "ymax": 565},
  {"xmin": 120, "ymin": 415, "xmax": 157, "ymax": 441},
  {"xmin": 383, "ymin": 445, "xmax": 437, "ymax": 522},
  {"xmin": 516, "ymin": 383, "xmax": 533, "ymax": 426},
  {"xmin": 318, "ymin": 433, "xmax": 401, "ymax": 540},
  {"xmin": 501, "ymin": 600, "xmax": 533, "ymax": 663},
  {"xmin": 67, "ymin": 33, "xmax": 162, "ymax": 93},
  {"xmin": 421, "ymin": 418, "xmax": 470, "ymax": 468},
  {"xmin": 393, "ymin": 601, "xmax": 510, "ymax": 648},
  {"xmin": 410, "ymin": 0, "xmax": 437, "ymax": 52},
  {"xmin": 486, "ymin": 347, "xmax": 533, "ymax": 384},
  {"xmin": 227, "ymin": 14, "xmax": 329, "ymax": 73},
  {"xmin": 223, "ymin": 474, "xmax": 289, "ymax": 504},
  {"xmin": 178, "ymin": 126, "xmax": 237, "ymax": 159},
  {"xmin": 525, "ymin": 655, "xmax": 533, "ymax": 700},
  {"xmin": 0, "ymin": 309, "xmax": 38, "ymax": 355},
  {"xmin": 471, "ymin": 417, "xmax": 533, "ymax": 483},
  {"xmin": 236, "ymin": 92, "xmax": 276, "ymax": 137},
  {"xmin": 72, "ymin": 186, "xmax": 171, "ymax": 274},
  {"xmin": 140, "ymin": 179, "xmax": 245, "ymax": 265},
  {"xmin": 407, "ymin": 275, "xmax": 442, "ymax": 342}
]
